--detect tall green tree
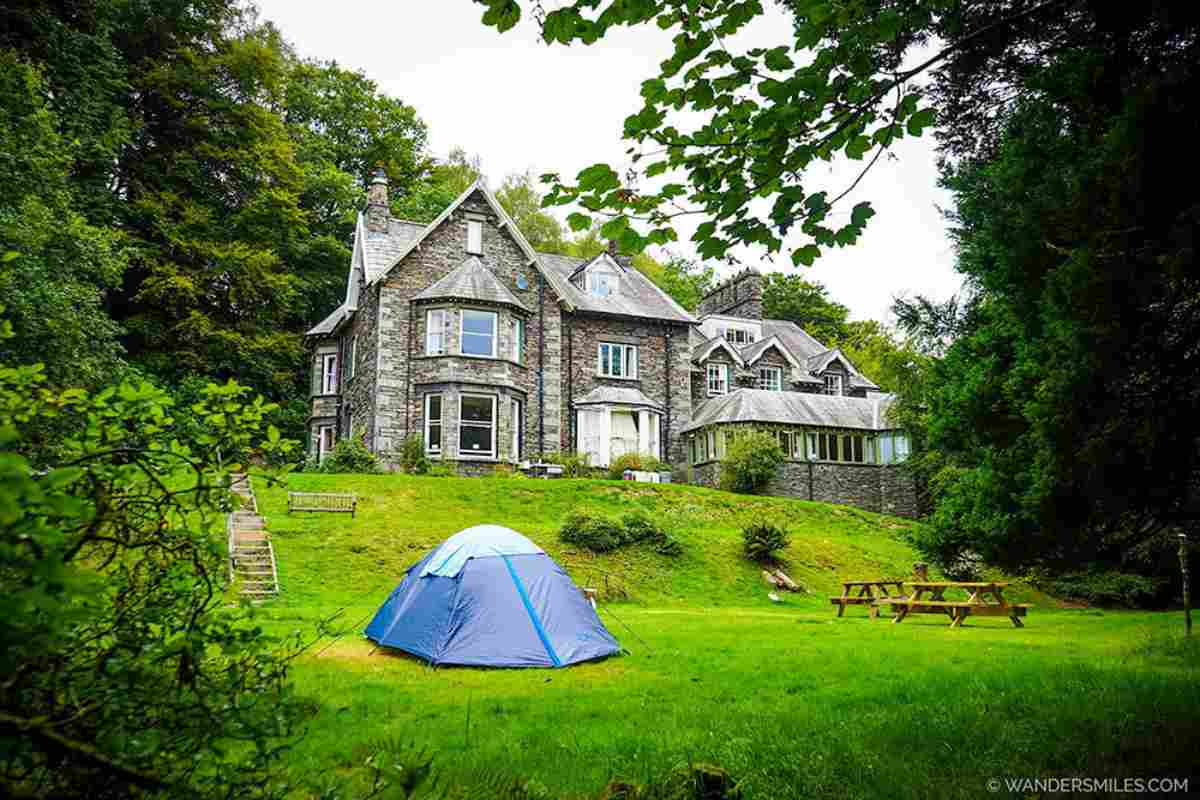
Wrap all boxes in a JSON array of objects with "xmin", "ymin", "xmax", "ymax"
[
  {"xmin": 496, "ymin": 170, "xmax": 570, "ymax": 254},
  {"xmin": 762, "ymin": 273, "xmax": 850, "ymax": 344}
]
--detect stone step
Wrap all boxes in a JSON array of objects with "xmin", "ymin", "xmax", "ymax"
[
  {"xmin": 234, "ymin": 531, "xmax": 269, "ymax": 542},
  {"xmin": 236, "ymin": 571, "xmax": 275, "ymax": 577}
]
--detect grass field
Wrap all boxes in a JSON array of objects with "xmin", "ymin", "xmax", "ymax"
[{"xmin": 250, "ymin": 474, "xmax": 1199, "ymax": 798}]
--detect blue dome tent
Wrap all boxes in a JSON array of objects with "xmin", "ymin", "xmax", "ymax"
[{"xmin": 364, "ymin": 525, "xmax": 621, "ymax": 667}]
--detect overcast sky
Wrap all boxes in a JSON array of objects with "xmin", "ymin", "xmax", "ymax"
[{"xmin": 255, "ymin": 0, "xmax": 963, "ymax": 323}]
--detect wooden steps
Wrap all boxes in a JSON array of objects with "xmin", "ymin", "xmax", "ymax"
[{"xmin": 227, "ymin": 473, "xmax": 279, "ymax": 602}]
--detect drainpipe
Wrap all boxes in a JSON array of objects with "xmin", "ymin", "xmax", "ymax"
[
  {"xmin": 663, "ymin": 324, "xmax": 673, "ymax": 461},
  {"xmin": 405, "ymin": 300, "xmax": 414, "ymax": 444},
  {"xmin": 566, "ymin": 316, "xmax": 574, "ymax": 450},
  {"xmin": 538, "ymin": 273, "xmax": 546, "ymax": 456}
]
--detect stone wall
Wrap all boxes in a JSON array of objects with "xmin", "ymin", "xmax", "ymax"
[
  {"xmin": 563, "ymin": 314, "xmax": 692, "ymax": 463},
  {"xmin": 686, "ymin": 458, "xmax": 918, "ymax": 518}
]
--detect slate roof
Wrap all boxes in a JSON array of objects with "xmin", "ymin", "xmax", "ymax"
[
  {"xmin": 538, "ymin": 253, "xmax": 695, "ymax": 324},
  {"xmin": 307, "ymin": 302, "xmax": 350, "ymax": 337},
  {"xmin": 414, "ymin": 256, "xmax": 530, "ymax": 311},
  {"xmin": 363, "ymin": 218, "xmax": 424, "ymax": 284},
  {"xmin": 683, "ymin": 388, "xmax": 899, "ymax": 432},
  {"xmin": 573, "ymin": 385, "xmax": 663, "ymax": 409},
  {"xmin": 739, "ymin": 335, "xmax": 801, "ymax": 369}
]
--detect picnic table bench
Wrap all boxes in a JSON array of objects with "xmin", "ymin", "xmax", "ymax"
[
  {"xmin": 830, "ymin": 580, "xmax": 907, "ymax": 618},
  {"xmin": 878, "ymin": 581, "xmax": 1029, "ymax": 628},
  {"xmin": 287, "ymin": 492, "xmax": 357, "ymax": 517}
]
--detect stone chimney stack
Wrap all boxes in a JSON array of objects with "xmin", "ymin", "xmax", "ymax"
[
  {"xmin": 697, "ymin": 267, "xmax": 764, "ymax": 320},
  {"xmin": 366, "ymin": 167, "xmax": 389, "ymax": 233}
]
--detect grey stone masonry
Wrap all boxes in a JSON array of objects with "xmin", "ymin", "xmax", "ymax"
[
  {"xmin": 563, "ymin": 314, "xmax": 692, "ymax": 464},
  {"xmin": 371, "ymin": 189, "xmax": 563, "ymax": 462},
  {"xmin": 697, "ymin": 268, "xmax": 764, "ymax": 320},
  {"xmin": 690, "ymin": 460, "xmax": 917, "ymax": 518}
]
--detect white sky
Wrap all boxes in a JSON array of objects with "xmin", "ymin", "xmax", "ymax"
[{"xmin": 255, "ymin": 0, "xmax": 963, "ymax": 323}]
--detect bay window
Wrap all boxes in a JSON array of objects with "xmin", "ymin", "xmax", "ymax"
[
  {"xmin": 461, "ymin": 309, "xmax": 497, "ymax": 357},
  {"xmin": 511, "ymin": 397, "xmax": 523, "ymax": 460},
  {"xmin": 424, "ymin": 394, "xmax": 442, "ymax": 454},
  {"xmin": 426, "ymin": 309, "xmax": 448, "ymax": 355},
  {"xmin": 321, "ymin": 353, "xmax": 338, "ymax": 394},
  {"xmin": 706, "ymin": 363, "xmax": 729, "ymax": 395},
  {"xmin": 459, "ymin": 394, "xmax": 496, "ymax": 457},
  {"xmin": 598, "ymin": 342, "xmax": 637, "ymax": 379},
  {"xmin": 513, "ymin": 317, "xmax": 526, "ymax": 364}
]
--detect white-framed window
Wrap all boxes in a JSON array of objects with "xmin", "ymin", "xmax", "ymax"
[
  {"xmin": 723, "ymin": 327, "xmax": 756, "ymax": 345},
  {"xmin": 317, "ymin": 425, "xmax": 335, "ymax": 460},
  {"xmin": 587, "ymin": 267, "xmax": 618, "ymax": 297},
  {"xmin": 321, "ymin": 353, "xmax": 339, "ymax": 394},
  {"xmin": 459, "ymin": 394, "xmax": 496, "ymax": 457},
  {"xmin": 461, "ymin": 309, "xmax": 497, "ymax": 357},
  {"xmin": 466, "ymin": 219, "xmax": 483, "ymax": 255},
  {"xmin": 424, "ymin": 394, "xmax": 442, "ymax": 454},
  {"xmin": 511, "ymin": 397, "xmax": 523, "ymax": 460},
  {"xmin": 348, "ymin": 337, "xmax": 357, "ymax": 379},
  {"xmin": 707, "ymin": 362, "xmax": 729, "ymax": 395},
  {"xmin": 426, "ymin": 309, "xmax": 449, "ymax": 355},
  {"xmin": 513, "ymin": 317, "xmax": 526, "ymax": 364},
  {"xmin": 792, "ymin": 432, "xmax": 805, "ymax": 460},
  {"xmin": 776, "ymin": 429, "xmax": 791, "ymax": 456},
  {"xmin": 823, "ymin": 373, "xmax": 843, "ymax": 396},
  {"xmin": 598, "ymin": 342, "xmax": 637, "ymax": 379},
  {"xmin": 756, "ymin": 366, "xmax": 782, "ymax": 391}
]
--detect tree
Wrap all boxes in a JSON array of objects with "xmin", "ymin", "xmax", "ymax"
[
  {"xmin": 633, "ymin": 253, "xmax": 714, "ymax": 311},
  {"xmin": 762, "ymin": 274, "xmax": 850, "ymax": 344},
  {"xmin": 0, "ymin": 322, "xmax": 313, "ymax": 797},
  {"xmin": 0, "ymin": 52, "xmax": 127, "ymax": 391},
  {"xmin": 496, "ymin": 170, "xmax": 570, "ymax": 253},
  {"xmin": 393, "ymin": 147, "xmax": 484, "ymax": 223}
]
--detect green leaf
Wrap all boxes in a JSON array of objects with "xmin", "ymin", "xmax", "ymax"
[
  {"xmin": 2, "ymin": 251, "xmax": 19, "ymax": 262},
  {"xmin": 906, "ymin": 107, "xmax": 936, "ymax": 136},
  {"xmin": 791, "ymin": 244, "xmax": 821, "ymax": 266},
  {"xmin": 567, "ymin": 212, "xmax": 593, "ymax": 232},
  {"xmin": 850, "ymin": 202, "xmax": 875, "ymax": 227}
]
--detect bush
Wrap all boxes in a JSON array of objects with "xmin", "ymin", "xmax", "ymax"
[
  {"xmin": 607, "ymin": 452, "xmax": 667, "ymax": 480},
  {"xmin": 395, "ymin": 432, "xmax": 429, "ymax": 474},
  {"xmin": 318, "ymin": 428, "xmax": 379, "ymax": 473},
  {"xmin": 719, "ymin": 429, "xmax": 784, "ymax": 494},
  {"xmin": 558, "ymin": 511, "xmax": 683, "ymax": 556},
  {"xmin": 742, "ymin": 522, "xmax": 790, "ymax": 563},
  {"xmin": 1045, "ymin": 570, "xmax": 1165, "ymax": 608},
  {"xmin": 542, "ymin": 450, "xmax": 595, "ymax": 478}
]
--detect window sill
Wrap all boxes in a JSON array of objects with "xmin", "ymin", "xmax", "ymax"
[
  {"xmin": 457, "ymin": 454, "xmax": 498, "ymax": 461},
  {"xmin": 598, "ymin": 374, "xmax": 640, "ymax": 382}
]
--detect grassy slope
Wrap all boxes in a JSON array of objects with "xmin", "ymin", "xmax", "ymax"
[{"xmin": 251, "ymin": 474, "xmax": 1198, "ymax": 799}]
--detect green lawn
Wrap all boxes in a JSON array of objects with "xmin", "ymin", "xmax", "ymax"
[{"xmin": 250, "ymin": 474, "xmax": 1199, "ymax": 798}]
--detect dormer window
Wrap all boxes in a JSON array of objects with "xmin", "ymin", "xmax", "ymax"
[
  {"xmin": 723, "ymin": 327, "xmax": 756, "ymax": 345},
  {"xmin": 823, "ymin": 374, "xmax": 843, "ymax": 396},
  {"xmin": 466, "ymin": 219, "xmax": 483, "ymax": 255},
  {"xmin": 587, "ymin": 267, "xmax": 618, "ymax": 297}
]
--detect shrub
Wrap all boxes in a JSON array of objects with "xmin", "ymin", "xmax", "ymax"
[
  {"xmin": 1046, "ymin": 570, "xmax": 1165, "ymax": 607},
  {"xmin": 719, "ymin": 429, "xmax": 784, "ymax": 494},
  {"xmin": 395, "ymin": 432, "xmax": 429, "ymax": 474},
  {"xmin": 560, "ymin": 513, "xmax": 626, "ymax": 552},
  {"xmin": 742, "ymin": 522, "xmax": 790, "ymax": 563},
  {"xmin": 542, "ymin": 449, "xmax": 596, "ymax": 478},
  {"xmin": 558, "ymin": 511, "xmax": 683, "ymax": 556},
  {"xmin": 607, "ymin": 452, "xmax": 667, "ymax": 480},
  {"xmin": 318, "ymin": 428, "xmax": 379, "ymax": 473},
  {"xmin": 944, "ymin": 550, "xmax": 984, "ymax": 581},
  {"xmin": 426, "ymin": 463, "xmax": 456, "ymax": 478}
]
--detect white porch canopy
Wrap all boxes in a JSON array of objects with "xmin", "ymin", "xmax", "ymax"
[{"xmin": 574, "ymin": 386, "xmax": 663, "ymax": 468}]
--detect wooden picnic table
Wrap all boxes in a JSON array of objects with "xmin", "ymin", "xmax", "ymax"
[
  {"xmin": 830, "ymin": 579, "xmax": 907, "ymax": 618},
  {"xmin": 877, "ymin": 581, "xmax": 1029, "ymax": 628}
]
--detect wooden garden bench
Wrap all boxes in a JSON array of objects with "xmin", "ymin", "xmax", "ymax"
[
  {"xmin": 882, "ymin": 582, "xmax": 1030, "ymax": 628},
  {"xmin": 287, "ymin": 492, "xmax": 357, "ymax": 517},
  {"xmin": 830, "ymin": 580, "xmax": 907, "ymax": 618}
]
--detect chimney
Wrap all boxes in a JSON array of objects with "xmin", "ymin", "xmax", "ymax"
[
  {"xmin": 697, "ymin": 267, "xmax": 764, "ymax": 320},
  {"xmin": 366, "ymin": 167, "xmax": 389, "ymax": 233},
  {"xmin": 606, "ymin": 238, "xmax": 619, "ymax": 258}
]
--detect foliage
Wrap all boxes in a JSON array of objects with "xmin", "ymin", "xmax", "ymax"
[
  {"xmin": 317, "ymin": 428, "xmax": 379, "ymax": 474},
  {"xmin": 477, "ymin": 0, "xmax": 953, "ymax": 263},
  {"xmin": 719, "ymin": 430, "xmax": 785, "ymax": 494},
  {"xmin": 1044, "ymin": 571, "xmax": 1165, "ymax": 609},
  {"xmin": 496, "ymin": 170, "xmax": 570, "ymax": 254},
  {"xmin": 0, "ymin": 51, "xmax": 127, "ymax": 390},
  {"xmin": 0, "ymin": 3, "xmax": 432, "ymax": 442},
  {"xmin": 559, "ymin": 511, "xmax": 681, "ymax": 556},
  {"xmin": 607, "ymin": 452, "xmax": 668, "ymax": 480},
  {"xmin": 741, "ymin": 522, "xmax": 791, "ymax": 563},
  {"xmin": 395, "ymin": 432, "xmax": 431, "ymax": 475},
  {"xmin": 632, "ymin": 253, "xmax": 715, "ymax": 311},
  {"xmin": 896, "ymin": 11, "xmax": 1200, "ymax": 580},
  {"xmin": 0, "ymin": 339, "xmax": 313, "ymax": 797},
  {"xmin": 762, "ymin": 274, "xmax": 851, "ymax": 344},
  {"xmin": 541, "ymin": 450, "xmax": 596, "ymax": 478}
]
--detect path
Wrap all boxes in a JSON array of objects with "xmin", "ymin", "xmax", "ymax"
[{"xmin": 228, "ymin": 473, "xmax": 279, "ymax": 602}]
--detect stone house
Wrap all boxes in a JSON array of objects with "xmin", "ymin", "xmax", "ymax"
[{"xmin": 306, "ymin": 174, "xmax": 915, "ymax": 516}]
